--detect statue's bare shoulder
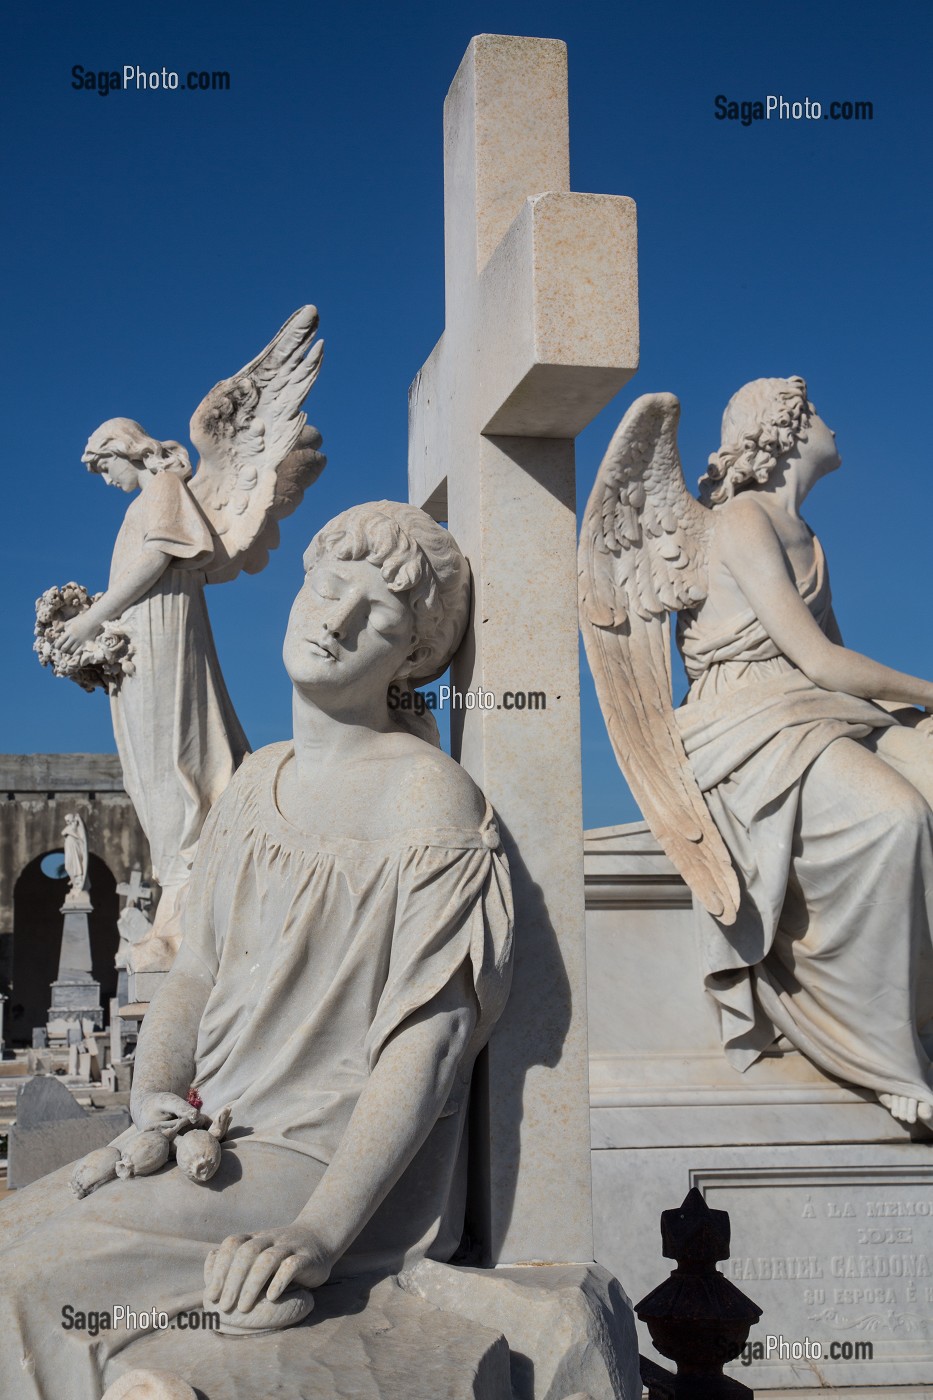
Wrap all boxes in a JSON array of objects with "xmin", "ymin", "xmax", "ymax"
[
  {"xmin": 706, "ymin": 492, "xmax": 784, "ymax": 598},
  {"xmin": 378, "ymin": 738, "xmax": 487, "ymax": 833}
]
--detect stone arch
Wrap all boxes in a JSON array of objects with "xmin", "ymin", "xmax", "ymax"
[
  {"xmin": 0, "ymin": 755, "xmax": 151, "ymax": 1044},
  {"xmin": 11, "ymin": 851, "xmax": 121, "ymax": 1044}
]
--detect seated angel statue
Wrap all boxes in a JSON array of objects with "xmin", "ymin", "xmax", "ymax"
[
  {"xmin": 580, "ymin": 377, "xmax": 933, "ymax": 1129},
  {"xmin": 0, "ymin": 502, "xmax": 513, "ymax": 1400}
]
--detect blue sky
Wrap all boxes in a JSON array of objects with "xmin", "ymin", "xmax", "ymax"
[{"xmin": 3, "ymin": 0, "xmax": 931, "ymax": 829}]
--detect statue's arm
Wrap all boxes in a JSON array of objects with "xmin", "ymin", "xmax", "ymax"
[
  {"xmin": 825, "ymin": 603, "xmax": 926, "ymax": 718},
  {"xmin": 129, "ymin": 941, "xmax": 214, "ymax": 1131},
  {"xmin": 90, "ymin": 546, "xmax": 174, "ymax": 621},
  {"xmin": 58, "ymin": 546, "xmax": 172, "ymax": 653},
  {"xmin": 720, "ymin": 498, "xmax": 933, "ymax": 708},
  {"xmin": 204, "ymin": 964, "xmax": 476, "ymax": 1313},
  {"xmin": 823, "ymin": 605, "xmax": 844, "ymax": 646}
]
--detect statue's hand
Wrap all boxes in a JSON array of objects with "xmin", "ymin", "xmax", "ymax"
[
  {"xmin": 132, "ymin": 1091, "xmax": 203, "ymax": 1133},
  {"xmin": 58, "ymin": 612, "xmax": 103, "ymax": 656},
  {"xmin": 918, "ymin": 712, "xmax": 933, "ymax": 738},
  {"xmin": 204, "ymin": 1224, "xmax": 332, "ymax": 1315}
]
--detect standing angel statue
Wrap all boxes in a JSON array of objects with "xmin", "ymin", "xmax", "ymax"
[
  {"xmin": 62, "ymin": 813, "xmax": 90, "ymax": 908},
  {"xmin": 580, "ymin": 377, "xmax": 933, "ymax": 1128},
  {"xmin": 52, "ymin": 307, "xmax": 326, "ymax": 961}
]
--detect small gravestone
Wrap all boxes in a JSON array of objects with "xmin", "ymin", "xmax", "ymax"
[
  {"xmin": 8, "ymin": 1072, "xmax": 129, "ymax": 1188},
  {"xmin": 15, "ymin": 1075, "xmax": 86, "ymax": 1129},
  {"xmin": 31, "ymin": 1028, "xmax": 48, "ymax": 1049}
]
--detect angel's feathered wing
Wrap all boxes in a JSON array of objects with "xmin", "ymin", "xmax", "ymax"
[
  {"xmin": 189, "ymin": 305, "xmax": 326, "ymax": 584},
  {"xmin": 578, "ymin": 392, "xmax": 739, "ymax": 923}
]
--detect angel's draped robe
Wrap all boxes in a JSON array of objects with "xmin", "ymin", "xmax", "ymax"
[
  {"xmin": 109, "ymin": 469, "xmax": 250, "ymax": 894},
  {"xmin": 675, "ymin": 537, "xmax": 933, "ymax": 1100},
  {"xmin": 0, "ymin": 744, "xmax": 513, "ymax": 1399}
]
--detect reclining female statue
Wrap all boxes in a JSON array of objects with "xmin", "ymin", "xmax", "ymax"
[
  {"xmin": 0, "ymin": 501, "xmax": 513, "ymax": 1398},
  {"xmin": 579, "ymin": 376, "xmax": 933, "ymax": 1129}
]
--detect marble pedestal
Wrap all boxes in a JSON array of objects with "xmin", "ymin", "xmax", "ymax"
[
  {"xmin": 48, "ymin": 970, "xmax": 102, "ymax": 1021},
  {"xmin": 585, "ymin": 822, "xmax": 933, "ymax": 1396},
  {"xmin": 48, "ymin": 905, "xmax": 103, "ymax": 1037}
]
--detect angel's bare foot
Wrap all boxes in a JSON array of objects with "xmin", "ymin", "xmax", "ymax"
[{"xmin": 879, "ymin": 1092, "xmax": 933, "ymax": 1126}]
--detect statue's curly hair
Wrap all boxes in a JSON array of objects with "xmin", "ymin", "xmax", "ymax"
[
  {"xmin": 698, "ymin": 377, "xmax": 812, "ymax": 507},
  {"xmin": 304, "ymin": 502, "xmax": 471, "ymax": 745}
]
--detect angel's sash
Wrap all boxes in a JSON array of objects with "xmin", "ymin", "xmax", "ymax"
[{"xmin": 675, "ymin": 672, "xmax": 895, "ymax": 826}]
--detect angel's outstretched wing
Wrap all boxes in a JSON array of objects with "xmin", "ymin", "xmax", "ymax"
[
  {"xmin": 578, "ymin": 392, "xmax": 740, "ymax": 923},
  {"xmin": 189, "ymin": 305, "xmax": 326, "ymax": 583}
]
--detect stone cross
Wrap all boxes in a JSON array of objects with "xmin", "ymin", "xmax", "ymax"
[
  {"xmin": 409, "ymin": 34, "xmax": 638, "ymax": 1265},
  {"xmin": 116, "ymin": 868, "xmax": 153, "ymax": 908}
]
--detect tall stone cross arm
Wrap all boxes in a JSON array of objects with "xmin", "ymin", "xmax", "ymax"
[{"xmin": 408, "ymin": 34, "xmax": 638, "ymax": 1266}]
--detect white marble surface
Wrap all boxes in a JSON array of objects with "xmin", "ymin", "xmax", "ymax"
[
  {"xmin": 408, "ymin": 30, "xmax": 638, "ymax": 1269},
  {"xmin": 0, "ymin": 506, "xmax": 518, "ymax": 1399},
  {"xmin": 62, "ymin": 813, "xmax": 90, "ymax": 906},
  {"xmin": 585, "ymin": 822, "xmax": 933, "ymax": 1391},
  {"xmin": 45, "ymin": 309, "xmax": 326, "ymax": 977},
  {"xmin": 402, "ymin": 1258, "xmax": 641, "ymax": 1400},
  {"xmin": 580, "ymin": 378, "xmax": 933, "ymax": 1130}
]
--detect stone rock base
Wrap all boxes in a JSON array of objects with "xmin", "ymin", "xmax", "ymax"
[
  {"xmin": 103, "ymin": 1273, "xmax": 511, "ymax": 1400},
  {"xmin": 401, "ymin": 1258, "xmax": 640, "ymax": 1400},
  {"xmin": 101, "ymin": 1262, "xmax": 640, "ymax": 1400}
]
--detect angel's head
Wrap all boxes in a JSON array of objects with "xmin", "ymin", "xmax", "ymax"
[
  {"xmin": 699, "ymin": 376, "xmax": 833, "ymax": 506},
  {"xmin": 82, "ymin": 418, "xmax": 193, "ymax": 491},
  {"xmin": 285, "ymin": 502, "xmax": 470, "ymax": 743}
]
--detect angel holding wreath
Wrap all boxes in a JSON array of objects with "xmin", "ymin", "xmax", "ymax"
[
  {"xmin": 579, "ymin": 377, "xmax": 933, "ymax": 1129},
  {"xmin": 54, "ymin": 307, "xmax": 326, "ymax": 959}
]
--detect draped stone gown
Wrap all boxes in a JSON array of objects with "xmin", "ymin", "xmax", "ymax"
[
  {"xmin": 675, "ymin": 537, "xmax": 933, "ymax": 1101},
  {"xmin": 0, "ymin": 745, "xmax": 513, "ymax": 1399}
]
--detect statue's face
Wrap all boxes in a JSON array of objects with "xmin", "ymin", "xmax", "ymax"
[
  {"xmin": 101, "ymin": 456, "xmax": 143, "ymax": 492},
  {"xmin": 283, "ymin": 555, "xmax": 417, "ymax": 696},
  {"xmin": 795, "ymin": 413, "xmax": 841, "ymax": 479},
  {"xmin": 82, "ymin": 446, "xmax": 142, "ymax": 493}
]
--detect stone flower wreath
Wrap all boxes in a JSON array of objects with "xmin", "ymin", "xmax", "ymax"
[{"xmin": 34, "ymin": 582, "xmax": 135, "ymax": 694}]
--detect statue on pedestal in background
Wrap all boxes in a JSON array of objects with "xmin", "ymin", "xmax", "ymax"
[
  {"xmin": 50, "ymin": 814, "xmax": 101, "ymax": 1036},
  {"xmin": 580, "ymin": 377, "xmax": 933, "ymax": 1130},
  {"xmin": 61, "ymin": 813, "xmax": 91, "ymax": 911},
  {"xmin": 37, "ymin": 308, "xmax": 327, "ymax": 980}
]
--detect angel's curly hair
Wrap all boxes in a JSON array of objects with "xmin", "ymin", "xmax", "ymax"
[
  {"xmin": 82, "ymin": 417, "xmax": 193, "ymax": 481},
  {"xmin": 304, "ymin": 502, "xmax": 471, "ymax": 745},
  {"xmin": 698, "ymin": 377, "xmax": 812, "ymax": 507}
]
